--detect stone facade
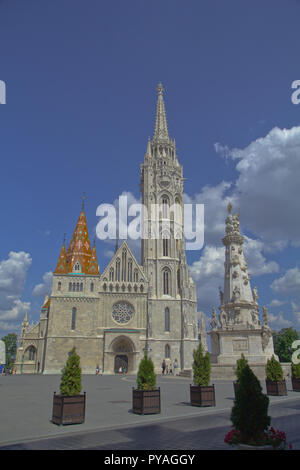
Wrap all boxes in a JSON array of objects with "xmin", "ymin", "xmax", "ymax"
[{"xmin": 15, "ymin": 84, "xmax": 203, "ymax": 375}]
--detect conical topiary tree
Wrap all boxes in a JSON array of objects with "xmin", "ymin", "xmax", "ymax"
[
  {"xmin": 60, "ymin": 347, "xmax": 82, "ymax": 396},
  {"xmin": 235, "ymin": 354, "xmax": 248, "ymax": 381},
  {"xmin": 266, "ymin": 355, "xmax": 283, "ymax": 381},
  {"xmin": 193, "ymin": 342, "xmax": 211, "ymax": 387},
  {"xmin": 137, "ymin": 354, "xmax": 156, "ymax": 391},
  {"xmin": 231, "ymin": 363, "xmax": 271, "ymax": 445}
]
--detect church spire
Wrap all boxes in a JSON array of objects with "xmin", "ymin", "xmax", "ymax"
[
  {"xmin": 54, "ymin": 234, "xmax": 68, "ymax": 274},
  {"xmin": 153, "ymin": 82, "xmax": 170, "ymax": 144},
  {"xmin": 65, "ymin": 198, "xmax": 93, "ymax": 274}
]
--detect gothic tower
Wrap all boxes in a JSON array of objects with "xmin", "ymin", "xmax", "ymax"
[{"xmin": 140, "ymin": 83, "xmax": 199, "ymax": 372}]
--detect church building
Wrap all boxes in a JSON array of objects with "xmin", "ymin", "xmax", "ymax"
[{"xmin": 15, "ymin": 84, "xmax": 202, "ymax": 375}]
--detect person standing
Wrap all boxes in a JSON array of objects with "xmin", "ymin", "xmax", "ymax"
[{"xmin": 161, "ymin": 359, "xmax": 166, "ymax": 375}]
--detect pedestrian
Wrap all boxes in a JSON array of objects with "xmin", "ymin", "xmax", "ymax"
[
  {"xmin": 173, "ymin": 359, "xmax": 178, "ymax": 376},
  {"xmin": 166, "ymin": 365, "xmax": 169, "ymax": 375},
  {"xmin": 169, "ymin": 364, "xmax": 173, "ymax": 375},
  {"xmin": 162, "ymin": 359, "xmax": 166, "ymax": 375},
  {"xmin": 95, "ymin": 365, "xmax": 99, "ymax": 375}
]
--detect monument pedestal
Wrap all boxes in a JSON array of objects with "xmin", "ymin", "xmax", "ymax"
[{"xmin": 209, "ymin": 328, "xmax": 276, "ymax": 366}]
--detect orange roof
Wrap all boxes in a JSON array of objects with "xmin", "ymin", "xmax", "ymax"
[
  {"xmin": 86, "ymin": 241, "xmax": 100, "ymax": 275},
  {"xmin": 54, "ymin": 207, "xmax": 100, "ymax": 276},
  {"xmin": 54, "ymin": 243, "xmax": 68, "ymax": 274}
]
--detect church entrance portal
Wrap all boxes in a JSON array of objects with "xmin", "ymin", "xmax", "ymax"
[{"xmin": 114, "ymin": 354, "xmax": 128, "ymax": 373}]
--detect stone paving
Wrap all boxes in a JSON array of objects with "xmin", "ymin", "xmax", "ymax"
[{"xmin": 0, "ymin": 374, "xmax": 300, "ymax": 450}]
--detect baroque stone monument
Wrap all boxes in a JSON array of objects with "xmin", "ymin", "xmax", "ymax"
[{"xmin": 209, "ymin": 203, "xmax": 277, "ymax": 378}]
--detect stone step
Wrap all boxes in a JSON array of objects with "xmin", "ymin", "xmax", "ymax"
[{"xmin": 178, "ymin": 370, "xmax": 192, "ymax": 378}]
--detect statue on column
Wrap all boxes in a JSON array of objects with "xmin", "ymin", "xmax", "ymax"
[{"xmin": 210, "ymin": 308, "xmax": 218, "ymax": 330}]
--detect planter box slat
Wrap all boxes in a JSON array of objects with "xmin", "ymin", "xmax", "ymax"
[
  {"xmin": 292, "ymin": 377, "xmax": 300, "ymax": 392},
  {"xmin": 52, "ymin": 392, "xmax": 86, "ymax": 425},
  {"xmin": 132, "ymin": 388, "xmax": 160, "ymax": 415},
  {"xmin": 190, "ymin": 384, "xmax": 215, "ymax": 407},
  {"xmin": 265, "ymin": 379, "xmax": 287, "ymax": 396}
]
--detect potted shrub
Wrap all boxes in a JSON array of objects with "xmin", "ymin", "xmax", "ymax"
[
  {"xmin": 265, "ymin": 355, "xmax": 287, "ymax": 396},
  {"xmin": 52, "ymin": 347, "xmax": 86, "ymax": 425},
  {"xmin": 224, "ymin": 364, "xmax": 292, "ymax": 449},
  {"xmin": 132, "ymin": 354, "xmax": 160, "ymax": 415},
  {"xmin": 190, "ymin": 343, "xmax": 215, "ymax": 407},
  {"xmin": 233, "ymin": 354, "xmax": 248, "ymax": 397},
  {"xmin": 291, "ymin": 362, "xmax": 300, "ymax": 392}
]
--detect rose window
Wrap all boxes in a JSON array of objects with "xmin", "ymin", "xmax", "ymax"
[{"xmin": 112, "ymin": 302, "xmax": 134, "ymax": 324}]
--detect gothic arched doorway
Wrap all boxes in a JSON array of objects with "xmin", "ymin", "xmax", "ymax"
[
  {"xmin": 114, "ymin": 354, "xmax": 128, "ymax": 373},
  {"xmin": 109, "ymin": 336, "xmax": 136, "ymax": 374}
]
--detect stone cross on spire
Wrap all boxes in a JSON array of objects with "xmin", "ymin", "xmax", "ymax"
[{"xmin": 153, "ymin": 82, "xmax": 170, "ymax": 143}]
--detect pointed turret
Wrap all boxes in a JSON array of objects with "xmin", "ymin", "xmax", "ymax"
[
  {"xmin": 153, "ymin": 83, "xmax": 170, "ymax": 144},
  {"xmin": 66, "ymin": 198, "xmax": 93, "ymax": 274},
  {"xmin": 86, "ymin": 238, "xmax": 100, "ymax": 275},
  {"xmin": 54, "ymin": 236, "xmax": 68, "ymax": 274}
]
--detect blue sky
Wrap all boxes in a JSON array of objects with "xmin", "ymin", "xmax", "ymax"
[{"xmin": 1, "ymin": 0, "xmax": 300, "ymax": 338}]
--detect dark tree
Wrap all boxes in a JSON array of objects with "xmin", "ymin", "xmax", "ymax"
[
  {"xmin": 231, "ymin": 364, "xmax": 271, "ymax": 445},
  {"xmin": 137, "ymin": 354, "xmax": 156, "ymax": 391},
  {"xmin": 1, "ymin": 333, "xmax": 17, "ymax": 368},
  {"xmin": 273, "ymin": 328, "xmax": 299, "ymax": 362},
  {"xmin": 60, "ymin": 347, "xmax": 82, "ymax": 396},
  {"xmin": 193, "ymin": 342, "xmax": 211, "ymax": 387}
]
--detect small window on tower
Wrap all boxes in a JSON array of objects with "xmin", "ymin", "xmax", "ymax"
[{"xmin": 73, "ymin": 261, "xmax": 81, "ymax": 272}]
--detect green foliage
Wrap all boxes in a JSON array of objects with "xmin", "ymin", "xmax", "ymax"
[
  {"xmin": 273, "ymin": 327, "xmax": 299, "ymax": 362},
  {"xmin": 235, "ymin": 354, "xmax": 249, "ymax": 381},
  {"xmin": 137, "ymin": 354, "xmax": 156, "ymax": 391},
  {"xmin": 292, "ymin": 362, "xmax": 300, "ymax": 379},
  {"xmin": 60, "ymin": 347, "xmax": 82, "ymax": 396},
  {"xmin": 231, "ymin": 364, "xmax": 271, "ymax": 445},
  {"xmin": 193, "ymin": 343, "xmax": 211, "ymax": 387},
  {"xmin": 266, "ymin": 355, "xmax": 284, "ymax": 381},
  {"xmin": 1, "ymin": 333, "xmax": 17, "ymax": 368}
]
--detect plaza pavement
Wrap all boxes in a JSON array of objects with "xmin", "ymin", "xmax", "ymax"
[{"xmin": 0, "ymin": 373, "xmax": 300, "ymax": 450}]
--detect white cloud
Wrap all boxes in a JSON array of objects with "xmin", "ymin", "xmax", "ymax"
[
  {"xmin": 291, "ymin": 301, "xmax": 300, "ymax": 325},
  {"xmin": 219, "ymin": 125, "xmax": 300, "ymax": 247},
  {"xmin": 0, "ymin": 251, "xmax": 32, "ymax": 333},
  {"xmin": 32, "ymin": 271, "xmax": 53, "ymax": 297},
  {"xmin": 268, "ymin": 311, "xmax": 293, "ymax": 329},
  {"xmin": 271, "ymin": 267, "xmax": 300, "ymax": 297},
  {"xmin": 243, "ymin": 237, "xmax": 279, "ymax": 276},
  {"xmin": 268, "ymin": 299, "xmax": 287, "ymax": 308}
]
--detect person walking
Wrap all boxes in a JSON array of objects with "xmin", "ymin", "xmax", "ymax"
[{"xmin": 161, "ymin": 359, "xmax": 166, "ymax": 375}]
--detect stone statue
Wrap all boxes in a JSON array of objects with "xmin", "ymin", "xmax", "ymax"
[
  {"xmin": 232, "ymin": 286, "xmax": 240, "ymax": 303},
  {"xmin": 262, "ymin": 306, "xmax": 269, "ymax": 326},
  {"xmin": 219, "ymin": 287, "xmax": 224, "ymax": 305},
  {"xmin": 262, "ymin": 324, "xmax": 272, "ymax": 350},
  {"xmin": 210, "ymin": 308, "xmax": 218, "ymax": 330},
  {"xmin": 252, "ymin": 286, "xmax": 258, "ymax": 303},
  {"xmin": 219, "ymin": 310, "xmax": 227, "ymax": 329}
]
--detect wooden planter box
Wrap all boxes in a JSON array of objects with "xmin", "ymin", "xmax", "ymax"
[
  {"xmin": 190, "ymin": 384, "xmax": 216, "ymax": 407},
  {"xmin": 132, "ymin": 388, "xmax": 161, "ymax": 415},
  {"xmin": 238, "ymin": 443, "xmax": 273, "ymax": 450},
  {"xmin": 292, "ymin": 377, "xmax": 300, "ymax": 392},
  {"xmin": 52, "ymin": 392, "xmax": 86, "ymax": 425},
  {"xmin": 265, "ymin": 379, "xmax": 287, "ymax": 396}
]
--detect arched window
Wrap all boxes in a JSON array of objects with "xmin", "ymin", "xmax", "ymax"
[
  {"xmin": 58, "ymin": 281, "xmax": 62, "ymax": 291},
  {"xmin": 165, "ymin": 307, "xmax": 170, "ymax": 331},
  {"xmin": 133, "ymin": 269, "xmax": 138, "ymax": 283},
  {"xmin": 76, "ymin": 282, "xmax": 79, "ymax": 292},
  {"xmin": 163, "ymin": 238, "xmax": 169, "ymax": 257},
  {"xmin": 163, "ymin": 269, "xmax": 170, "ymax": 295},
  {"xmin": 116, "ymin": 258, "xmax": 120, "ymax": 282},
  {"xmin": 27, "ymin": 346, "xmax": 36, "ymax": 361},
  {"xmin": 127, "ymin": 259, "xmax": 133, "ymax": 282},
  {"xmin": 71, "ymin": 307, "xmax": 77, "ymax": 330},
  {"xmin": 162, "ymin": 196, "xmax": 169, "ymax": 218},
  {"xmin": 109, "ymin": 267, "xmax": 114, "ymax": 282},
  {"xmin": 69, "ymin": 282, "xmax": 72, "ymax": 292},
  {"xmin": 90, "ymin": 282, "xmax": 94, "ymax": 292},
  {"xmin": 72, "ymin": 282, "xmax": 76, "ymax": 291},
  {"xmin": 121, "ymin": 249, "xmax": 127, "ymax": 281},
  {"xmin": 165, "ymin": 344, "xmax": 170, "ymax": 359},
  {"xmin": 80, "ymin": 283, "xmax": 83, "ymax": 292}
]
